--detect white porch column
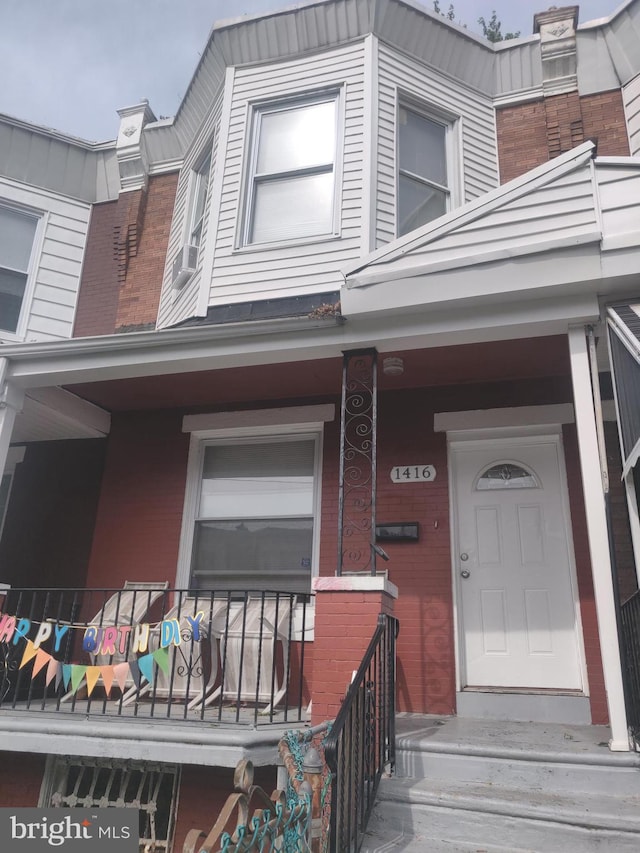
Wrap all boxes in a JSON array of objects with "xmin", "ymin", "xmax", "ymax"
[
  {"xmin": 568, "ymin": 326, "xmax": 630, "ymax": 750},
  {"xmin": 0, "ymin": 358, "xmax": 23, "ymax": 479}
]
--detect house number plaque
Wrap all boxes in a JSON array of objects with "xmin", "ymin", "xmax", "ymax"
[{"xmin": 390, "ymin": 465, "xmax": 436, "ymax": 483}]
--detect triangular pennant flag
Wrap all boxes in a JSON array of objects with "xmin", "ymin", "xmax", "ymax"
[
  {"xmin": 70, "ymin": 665, "xmax": 87, "ymax": 694},
  {"xmin": 46, "ymin": 657, "xmax": 60, "ymax": 687},
  {"xmin": 138, "ymin": 653, "xmax": 155, "ymax": 685},
  {"xmin": 152, "ymin": 647, "xmax": 170, "ymax": 676},
  {"xmin": 32, "ymin": 648, "xmax": 51, "ymax": 678},
  {"xmin": 100, "ymin": 666, "xmax": 115, "ymax": 697},
  {"xmin": 62, "ymin": 664, "xmax": 73, "ymax": 690},
  {"xmin": 85, "ymin": 666, "xmax": 101, "ymax": 697},
  {"xmin": 129, "ymin": 659, "xmax": 141, "ymax": 689},
  {"xmin": 19, "ymin": 640, "xmax": 38, "ymax": 669},
  {"xmin": 113, "ymin": 662, "xmax": 130, "ymax": 693}
]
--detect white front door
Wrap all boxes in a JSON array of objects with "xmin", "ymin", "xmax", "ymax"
[{"xmin": 452, "ymin": 435, "xmax": 583, "ymax": 690}]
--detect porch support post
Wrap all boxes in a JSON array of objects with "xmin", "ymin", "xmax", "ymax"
[
  {"xmin": 0, "ymin": 359, "xmax": 23, "ymax": 478},
  {"xmin": 337, "ymin": 349, "xmax": 378, "ymax": 575},
  {"xmin": 568, "ymin": 326, "xmax": 630, "ymax": 750}
]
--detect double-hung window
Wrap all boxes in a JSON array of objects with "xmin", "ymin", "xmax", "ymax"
[
  {"xmin": 0, "ymin": 205, "xmax": 39, "ymax": 334},
  {"xmin": 188, "ymin": 434, "xmax": 320, "ymax": 594},
  {"xmin": 244, "ymin": 94, "xmax": 339, "ymax": 245},
  {"xmin": 397, "ymin": 104, "xmax": 452, "ymax": 236}
]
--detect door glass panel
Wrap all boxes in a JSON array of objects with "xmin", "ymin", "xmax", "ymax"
[{"xmin": 476, "ymin": 462, "xmax": 538, "ymax": 490}]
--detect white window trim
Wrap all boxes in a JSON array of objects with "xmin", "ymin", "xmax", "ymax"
[
  {"xmin": 176, "ymin": 407, "xmax": 333, "ymax": 590},
  {"xmin": 396, "ymin": 92, "xmax": 462, "ymax": 237},
  {"xmin": 171, "ymin": 141, "xmax": 213, "ymax": 296},
  {"xmin": 0, "ymin": 202, "xmax": 46, "ymax": 342},
  {"xmin": 238, "ymin": 88, "xmax": 344, "ymax": 250}
]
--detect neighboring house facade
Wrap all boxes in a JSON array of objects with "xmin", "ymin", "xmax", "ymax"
[{"xmin": 1, "ymin": 1, "xmax": 640, "ymax": 849}]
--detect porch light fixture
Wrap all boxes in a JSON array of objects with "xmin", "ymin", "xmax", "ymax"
[{"xmin": 383, "ymin": 356, "xmax": 404, "ymax": 376}]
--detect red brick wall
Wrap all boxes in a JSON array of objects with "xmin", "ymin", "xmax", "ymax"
[
  {"xmin": 84, "ymin": 411, "xmax": 189, "ymax": 589},
  {"xmin": 497, "ymin": 89, "xmax": 630, "ymax": 184},
  {"xmin": 0, "ymin": 440, "xmax": 106, "ymax": 589},
  {"xmin": 173, "ymin": 764, "xmax": 276, "ymax": 853},
  {"xmin": 115, "ymin": 173, "xmax": 178, "ymax": 331},
  {"xmin": 74, "ymin": 172, "xmax": 178, "ymax": 338},
  {"xmin": 0, "ymin": 753, "xmax": 46, "ymax": 806}
]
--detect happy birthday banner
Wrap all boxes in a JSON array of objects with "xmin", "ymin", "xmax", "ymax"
[{"xmin": 0, "ymin": 610, "xmax": 205, "ymax": 697}]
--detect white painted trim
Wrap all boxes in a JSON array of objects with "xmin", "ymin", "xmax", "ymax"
[
  {"xmin": 5, "ymin": 445, "xmax": 25, "ymax": 471},
  {"xmin": 434, "ymin": 404, "xmax": 574, "ymax": 433},
  {"xmin": 361, "ymin": 34, "xmax": 378, "ymax": 254},
  {"xmin": 175, "ymin": 418, "xmax": 328, "ymax": 589},
  {"xmin": 312, "ymin": 574, "xmax": 398, "ymax": 598},
  {"xmin": 26, "ymin": 386, "xmax": 111, "ymax": 436},
  {"xmin": 183, "ymin": 404, "xmax": 335, "ymax": 434},
  {"xmin": 568, "ymin": 325, "xmax": 630, "ymax": 751}
]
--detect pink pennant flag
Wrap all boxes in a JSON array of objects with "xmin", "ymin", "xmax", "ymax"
[
  {"xmin": 32, "ymin": 648, "xmax": 51, "ymax": 678},
  {"xmin": 46, "ymin": 656, "xmax": 60, "ymax": 687},
  {"xmin": 85, "ymin": 667, "xmax": 101, "ymax": 697},
  {"xmin": 100, "ymin": 666, "xmax": 115, "ymax": 697},
  {"xmin": 19, "ymin": 640, "xmax": 38, "ymax": 669},
  {"xmin": 113, "ymin": 662, "xmax": 130, "ymax": 694}
]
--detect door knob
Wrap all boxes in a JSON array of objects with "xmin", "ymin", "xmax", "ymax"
[
  {"xmin": 460, "ymin": 569, "xmax": 471, "ymax": 579},
  {"xmin": 460, "ymin": 553, "xmax": 469, "ymax": 561}
]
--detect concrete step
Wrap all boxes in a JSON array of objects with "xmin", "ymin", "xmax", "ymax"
[
  {"xmin": 362, "ymin": 794, "xmax": 640, "ymax": 852},
  {"xmin": 361, "ymin": 715, "xmax": 640, "ymax": 852}
]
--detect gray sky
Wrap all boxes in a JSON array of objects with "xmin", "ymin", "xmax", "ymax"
[{"xmin": 0, "ymin": 0, "xmax": 624, "ymax": 142}]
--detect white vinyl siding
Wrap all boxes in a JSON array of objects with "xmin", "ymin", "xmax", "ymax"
[
  {"xmin": 156, "ymin": 92, "xmax": 224, "ymax": 329},
  {"xmin": 623, "ymin": 73, "xmax": 640, "ymax": 157},
  {"xmin": 0, "ymin": 177, "xmax": 90, "ymax": 342},
  {"xmin": 208, "ymin": 41, "xmax": 366, "ymax": 307},
  {"xmin": 376, "ymin": 41, "xmax": 498, "ymax": 248}
]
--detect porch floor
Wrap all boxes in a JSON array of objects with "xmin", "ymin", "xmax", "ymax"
[{"xmin": 394, "ymin": 712, "xmax": 638, "ymax": 765}]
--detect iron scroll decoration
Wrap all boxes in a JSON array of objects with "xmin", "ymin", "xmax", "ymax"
[{"xmin": 337, "ymin": 349, "xmax": 377, "ymax": 575}]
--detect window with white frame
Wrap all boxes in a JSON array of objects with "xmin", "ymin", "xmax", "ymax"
[
  {"xmin": 188, "ymin": 434, "xmax": 321, "ymax": 593},
  {"xmin": 244, "ymin": 93, "xmax": 339, "ymax": 245},
  {"xmin": 397, "ymin": 103, "xmax": 453, "ymax": 236},
  {"xmin": 189, "ymin": 151, "xmax": 212, "ymax": 249},
  {"xmin": 0, "ymin": 205, "xmax": 39, "ymax": 334},
  {"xmin": 42, "ymin": 756, "xmax": 179, "ymax": 853}
]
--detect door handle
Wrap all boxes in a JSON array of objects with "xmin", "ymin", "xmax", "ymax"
[{"xmin": 460, "ymin": 569, "xmax": 471, "ymax": 579}]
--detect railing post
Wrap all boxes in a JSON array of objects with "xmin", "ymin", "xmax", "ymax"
[{"xmin": 302, "ymin": 747, "xmax": 324, "ymax": 853}]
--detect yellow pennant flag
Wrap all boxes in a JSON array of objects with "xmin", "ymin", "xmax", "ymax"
[
  {"xmin": 32, "ymin": 648, "xmax": 51, "ymax": 678},
  {"xmin": 85, "ymin": 666, "xmax": 101, "ymax": 697},
  {"xmin": 19, "ymin": 640, "xmax": 38, "ymax": 669}
]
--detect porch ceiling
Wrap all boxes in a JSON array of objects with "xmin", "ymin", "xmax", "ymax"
[{"xmin": 63, "ymin": 337, "xmax": 570, "ymax": 412}]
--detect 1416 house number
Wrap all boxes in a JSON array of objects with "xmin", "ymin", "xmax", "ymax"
[{"xmin": 390, "ymin": 465, "xmax": 436, "ymax": 483}]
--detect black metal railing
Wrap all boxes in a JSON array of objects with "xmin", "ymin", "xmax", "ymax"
[
  {"xmin": 324, "ymin": 612, "xmax": 398, "ymax": 853},
  {"xmin": 621, "ymin": 588, "xmax": 640, "ymax": 736},
  {"xmin": 0, "ymin": 587, "xmax": 310, "ymax": 726}
]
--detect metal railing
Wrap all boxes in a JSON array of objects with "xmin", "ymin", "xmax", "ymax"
[
  {"xmin": 0, "ymin": 587, "xmax": 310, "ymax": 726},
  {"xmin": 621, "ymin": 588, "xmax": 640, "ymax": 736},
  {"xmin": 324, "ymin": 613, "xmax": 398, "ymax": 853}
]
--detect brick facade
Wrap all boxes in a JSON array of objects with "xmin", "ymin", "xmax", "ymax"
[
  {"xmin": 73, "ymin": 172, "xmax": 178, "ymax": 337},
  {"xmin": 497, "ymin": 89, "xmax": 630, "ymax": 184},
  {"xmin": 0, "ymin": 753, "xmax": 46, "ymax": 807}
]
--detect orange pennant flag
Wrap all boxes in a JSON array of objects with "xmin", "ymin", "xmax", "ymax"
[
  {"xmin": 19, "ymin": 640, "xmax": 38, "ymax": 669},
  {"xmin": 32, "ymin": 648, "xmax": 51, "ymax": 678},
  {"xmin": 45, "ymin": 656, "xmax": 60, "ymax": 687},
  {"xmin": 100, "ymin": 666, "xmax": 115, "ymax": 697},
  {"xmin": 85, "ymin": 666, "xmax": 101, "ymax": 697},
  {"xmin": 113, "ymin": 662, "xmax": 130, "ymax": 694}
]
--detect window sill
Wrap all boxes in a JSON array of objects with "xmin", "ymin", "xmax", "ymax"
[{"xmin": 233, "ymin": 231, "xmax": 342, "ymax": 255}]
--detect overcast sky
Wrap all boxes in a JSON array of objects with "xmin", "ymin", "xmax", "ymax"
[{"xmin": 0, "ymin": 0, "xmax": 624, "ymax": 142}]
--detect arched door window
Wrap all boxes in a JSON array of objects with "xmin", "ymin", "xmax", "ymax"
[{"xmin": 475, "ymin": 461, "xmax": 539, "ymax": 491}]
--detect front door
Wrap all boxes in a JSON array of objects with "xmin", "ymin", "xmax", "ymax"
[{"xmin": 452, "ymin": 435, "xmax": 583, "ymax": 690}]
